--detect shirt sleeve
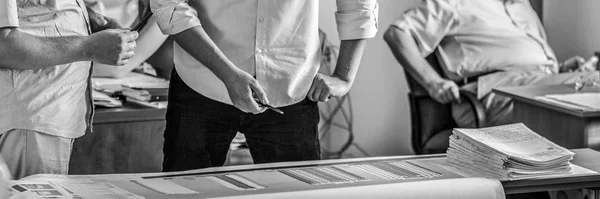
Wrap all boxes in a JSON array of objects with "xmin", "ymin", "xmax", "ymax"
[
  {"xmin": 150, "ymin": 0, "xmax": 201, "ymax": 35},
  {"xmin": 335, "ymin": 0, "xmax": 379, "ymax": 40},
  {"xmin": 390, "ymin": 0, "xmax": 459, "ymax": 57},
  {"xmin": 0, "ymin": 0, "xmax": 19, "ymax": 28}
]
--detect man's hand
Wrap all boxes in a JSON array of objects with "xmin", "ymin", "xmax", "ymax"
[
  {"xmin": 307, "ymin": 73, "xmax": 351, "ymax": 102},
  {"xmin": 426, "ymin": 79, "xmax": 460, "ymax": 104},
  {"xmin": 223, "ymin": 69, "xmax": 268, "ymax": 114},
  {"xmin": 560, "ymin": 56, "xmax": 587, "ymax": 72},
  {"xmin": 84, "ymin": 29, "xmax": 138, "ymax": 65},
  {"xmin": 87, "ymin": 7, "xmax": 122, "ymax": 33}
]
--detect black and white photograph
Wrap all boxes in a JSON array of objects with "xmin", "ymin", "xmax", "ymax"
[{"xmin": 1, "ymin": 0, "xmax": 600, "ymax": 199}]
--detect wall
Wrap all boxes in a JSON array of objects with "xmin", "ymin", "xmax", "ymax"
[
  {"xmin": 318, "ymin": 0, "xmax": 421, "ymax": 157},
  {"xmin": 544, "ymin": 0, "xmax": 600, "ymax": 61}
]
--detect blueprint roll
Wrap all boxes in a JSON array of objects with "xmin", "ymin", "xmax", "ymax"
[{"xmin": 214, "ymin": 177, "xmax": 505, "ymax": 199}]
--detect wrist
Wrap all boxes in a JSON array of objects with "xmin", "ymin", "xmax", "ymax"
[
  {"xmin": 424, "ymin": 78, "xmax": 451, "ymax": 94},
  {"xmin": 331, "ymin": 72, "xmax": 356, "ymax": 86},
  {"xmin": 71, "ymin": 35, "xmax": 95, "ymax": 62},
  {"xmin": 218, "ymin": 65, "xmax": 244, "ymax": 83},
  {"xmin": 330, "ymin": 73, "xmax": 347, "ymax": 82},
  {"xmin": 330, "ymin": 74, "xmax": 354, "ymax": 91},
  {"xmin": 424, "ymin": 77, "xmax": 444, "ymax": 89},
  {"xmin": 558, "ymin": 62, "xmax": 566, "ymax": 72}
]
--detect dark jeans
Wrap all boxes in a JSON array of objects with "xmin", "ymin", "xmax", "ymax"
[{"xmin": 163, "ymin": 70, "xmax": 321, "ymax": 172}]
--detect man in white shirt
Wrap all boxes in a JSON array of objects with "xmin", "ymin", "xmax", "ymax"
[
  {"xmin": 0, "ymin": 0, "xmax": 138, "ymax": 179},
  {"xmin": 384, "ymin": 0, "xmax": 598, "ymax": 128},
  {"xmin": 151, "ymin": 0, "xmax": 378, "ymax": 170}
]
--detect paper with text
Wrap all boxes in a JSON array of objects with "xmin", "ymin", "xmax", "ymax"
[{"xmin": 453, "ymin": 123, "xmax": 573, "ymax": 163}]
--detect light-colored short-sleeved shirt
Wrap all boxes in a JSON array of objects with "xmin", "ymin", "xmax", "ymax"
[
  {"xmin": 392, "ymin": 0, "xmax": 557, "ymax": 85},
  {"xmin": 0, "ymin": 1, "xmax": 18, "ymax": 27},
  {"xmin": 151, "ymin": 0, "xmax": 379, "ymax": 107},
  {"xmin": 0, "ymin": 0, "xmax": 93, "ymax": 138}
]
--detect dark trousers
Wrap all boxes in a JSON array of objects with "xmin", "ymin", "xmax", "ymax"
[{"xmin": 163, "ymin": 70, "xmax": 321, "ymax": 172}]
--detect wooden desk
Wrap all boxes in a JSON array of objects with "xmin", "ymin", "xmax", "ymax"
[
  {"xmin": 494, "ymin": 85, "xmax": 600, "ymax": 150},
  {"xmin": 68, "ymin": 104, "xmax": 166, "ymax": 174}
]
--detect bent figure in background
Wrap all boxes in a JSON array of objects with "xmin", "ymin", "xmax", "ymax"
[
  {"xmin": 384, "ymin": 0, "xmax": 599, "ymax": 128},
  {"xmin": 0, "ymin": 0, "xmax": 138, "ymax": 179}
]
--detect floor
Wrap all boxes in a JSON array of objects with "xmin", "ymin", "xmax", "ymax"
[{"xmin": 224, "ymin": 133, "xmax": 254, "ymax": 166}]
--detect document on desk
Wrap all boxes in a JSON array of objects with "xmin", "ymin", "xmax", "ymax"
[
  {"xmin": 92, "ymin": 90, "xmax": 122, "ymax": 108},
  {"xmin": 536, "ymin": 93, "xmax": 600, "ymax": 111},
  {"xmin": 132, "ymin": 178, "xmax": 198, "ymax": 195},
  {"xmin": 212, "ymin": 177, "xmax": 505, "ymax": 199},
  {"xmin": 93, "ymin": 72, "xmax": 169, "ymax": 91},
  {"xmin": 455, "ymin": 123, "xmax": 573, "ymax": 163},
  {"xmin": 52, "ymin": 182, "xmax": 144, "ymax": 199},
  {"xmin": 447, "ymin": 123, "xmax": 575, "ymax": 180},
  {"xmin": 9, "ymin": 181, "xmax": 144, "ymax": 199},
  {"xmin": 9, "ymin": 182, "xmax": 69, "ymax": 199}
]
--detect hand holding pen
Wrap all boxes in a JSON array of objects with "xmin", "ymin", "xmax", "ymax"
[{"xmin": 252, "ymin": 92, "xmax": 284, "ymax": 114}]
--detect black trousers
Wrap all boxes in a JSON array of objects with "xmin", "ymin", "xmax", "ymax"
[{"xmin": 162, "ymin": 70, "xmax": 321, "ymax": 171}]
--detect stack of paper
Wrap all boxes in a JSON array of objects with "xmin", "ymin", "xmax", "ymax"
[
  {"xmin": 447, "ymin": 123, "xmax": 574, "ymax": 180},
  {"xmin": 122, "ymin": 87, "xmax": 168, "ymax": 108},
  {"xmin": 93, "ymin": 72, "xmax": 169, "ymax": 90},
  {"xmin": 92, "ymin": 72, "xmax": 170, "ymax": 109},
  {"xmin": 92, "ymin": 90, "xmax": 122, "ymax": 108}
]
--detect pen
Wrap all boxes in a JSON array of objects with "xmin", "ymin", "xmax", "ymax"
[
  {"xmin": 257, "ymin": 100, "xmax": 284, "ymax": 114},
  {"xmin": 251, "ymin": 91, "xmax": 283, "ymax": 114},
  {"xmin": 131, "ymin": 12, "xmax": 153, "ymax": 31}
]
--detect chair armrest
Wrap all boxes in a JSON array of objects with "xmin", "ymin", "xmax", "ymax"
[{"xmin": 459, "ymin": 90, "xmax": 486, "ymax": 128}]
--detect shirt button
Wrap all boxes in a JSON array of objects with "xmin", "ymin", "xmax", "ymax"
[
  {"xmin": 258, "ymin": 17, "xmax": 264, "ymax": 22},
  {"xmin": 256, "ymin": 49, "xmax": 263, "ymax": 54}
]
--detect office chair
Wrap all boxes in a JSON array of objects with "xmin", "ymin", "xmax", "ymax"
[{"xmin": 404, "ymin": 49, "xmax": 487, "ymax": 154}]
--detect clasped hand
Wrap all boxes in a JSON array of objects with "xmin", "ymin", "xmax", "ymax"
[
  {"xmin": 85, "ymin": 7, "xmax": 138, "ymax": 66},
  {"xmin": 427, "ymin": 79, "xmax": 460, "ymax": 104},
  {"xmin": 560, "ymin": 56, "xmax": 598, "ymax": 72},
  {"xmin": 307, "ymin": 73, "xmax": 351, "ymax": 102}
]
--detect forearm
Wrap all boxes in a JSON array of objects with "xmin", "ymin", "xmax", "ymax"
[
  {"xmin": 383, "ymin": 26, "xmax": 445, "ymax": 87},
  {"xmin": 333, "ymin": 39, "xmax": 367, "ymax": 85},
  {"xmin": 0, "ymin": 28, "xmax": 90, "ymax": 70},
  {"xmin": 172, "ymin": 26, "xmax": 239, "ymax": 81}
]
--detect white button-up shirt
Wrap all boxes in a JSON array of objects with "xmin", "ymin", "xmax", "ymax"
[
  {"xmin": 392, "ymin": 0, "xmax": 557, "ymax": 97},
  {"xmin": 0, "ymin": 0, "xmax": 92, "ymax": 138},
  {"xmin": 151, "ymin": 0, "xmax": 379, "ymax": 107}
]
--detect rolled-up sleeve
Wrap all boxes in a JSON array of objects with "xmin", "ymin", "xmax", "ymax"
[
  {"xmin": 335, "ymin": 0, "xmax": 379, "ymax": 40},
  {"xmin": 390, "ymin": 0, "xmax": 459, "ymax": 56},
  {"xmin": 150, "ymin": 0, "xmax": 201, "ymax": 35},
  {"xmin": 0, "ymin": 0, "xmax": 19, "ymax": 28}
]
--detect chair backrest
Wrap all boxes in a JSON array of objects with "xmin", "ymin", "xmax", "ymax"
[{"xmin": 404, "ymin": 50, "xmax": 457, "ymax": 154}]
